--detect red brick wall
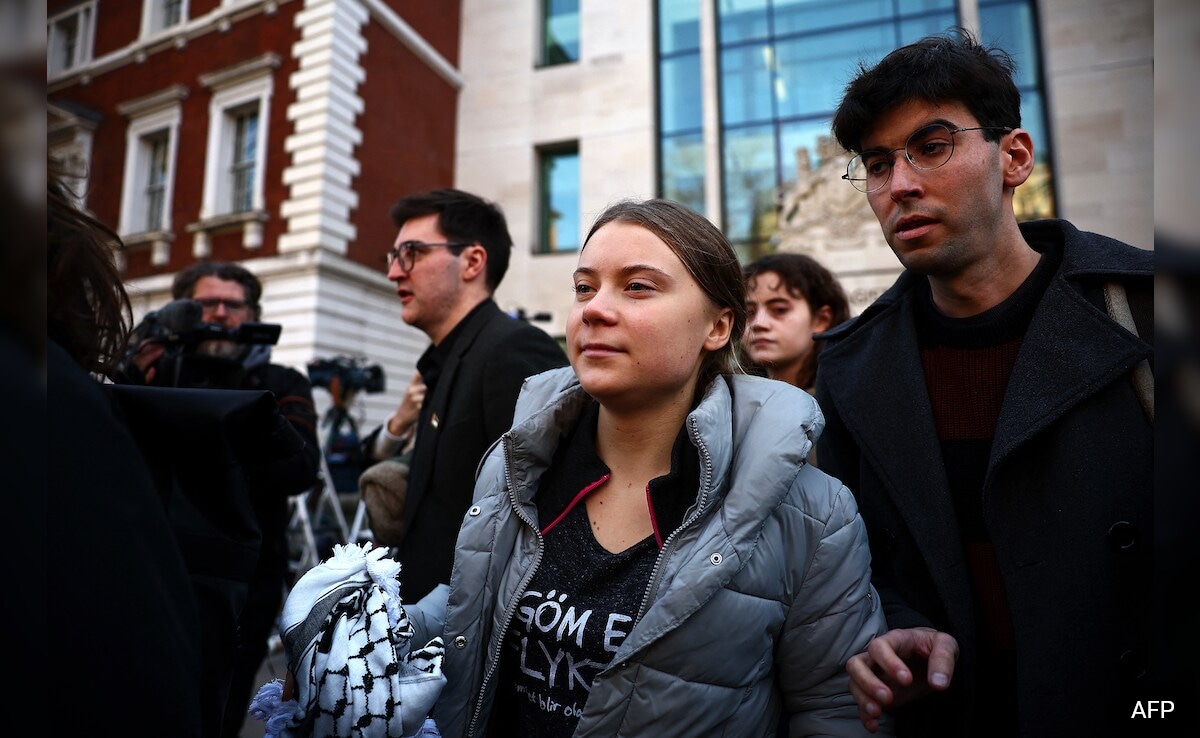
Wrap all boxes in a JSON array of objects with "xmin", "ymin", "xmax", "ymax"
[
  {"xmin": 350, "ymin": 3, "xmax": 462, "ymax": 268},
  {"xmin": 51, "ymin": 3, "xmax": 302, "ymax": 278},
  {"xmin": 51, "ymin": 1, "xmax": 464, "ymax": 279}
]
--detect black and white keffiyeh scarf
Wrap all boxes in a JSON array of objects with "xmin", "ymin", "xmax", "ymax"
[{"xmin": 248, "ymin": 543, "xmax": 445, "ymax": 737}]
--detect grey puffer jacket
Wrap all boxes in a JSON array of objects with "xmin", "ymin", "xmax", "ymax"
[{"xmin": 424, "ymin": 367, "xmax": 888, "ymax": 737}]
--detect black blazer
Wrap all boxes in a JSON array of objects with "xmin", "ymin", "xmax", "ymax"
[
  {"xmin": 364, "ymin": 299, "xmax": 567, "ymax": 601},
  {"xmin": 815, "ymin": 220, "xmax": 1157, "ymax": 737}
]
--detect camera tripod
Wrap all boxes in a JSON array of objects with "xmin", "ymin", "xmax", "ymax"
[{"xmin": 285, "ymin": 384, "xmax": 375, "ymax": 579}]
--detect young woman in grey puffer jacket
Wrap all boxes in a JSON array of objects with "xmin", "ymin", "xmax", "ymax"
[{"xmin": 412, "ymin": 198, "xmax": 892, "ymax": 738}]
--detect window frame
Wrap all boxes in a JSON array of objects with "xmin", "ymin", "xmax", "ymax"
[
  {"xmin": 119, "ymin": 104, "xmax": 182, "ymax": 240},
  {"xmin": 228, "ymin": 105, "xmax": 260, "ymax": 214},
  {"xmin": 140, "ymin": 0, "xmax": 190, "ymax": 38},
  {"xmin": 200, "ymin": 73, "xmax": 273, "ymax": 219},
  {"xmin": 47, "ymin": 0, "xmax": 96, "ymax": 77},
  {"xmin": 536, "ymin": 143, "xmax": 581, "ymax": 255},
  {"xmin": 539, "ymin": 0, "xmax": 580, "ymax": 67},
  {"xmin": 143, "ymin": 132, "xmax": 172, "ymax": 232}
]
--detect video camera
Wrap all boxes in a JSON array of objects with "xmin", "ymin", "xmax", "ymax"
[
  {"xmin": 307, "ymin": 355, "xmax": 384, "ymax": 490},
  {"xmin": 135, "ymin": 298, "xmax": 282, "ymax": 349},
  {"xmin": 306, "ymin": 355, "xmax": 385, "ymax": 396},
  {"xmin": 117, "ymin": 298, "xmax": 282, "ymax": 388}
]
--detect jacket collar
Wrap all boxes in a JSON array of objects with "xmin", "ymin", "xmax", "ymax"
[
  {"xmin": 510, "ymin": 368, "xmax": 823, "ymax": 534},
  {"xmin": 821, "ymin": 219, "xmax": 1153, "ymax": 344},
  {"xmin": 510, "ymin": 369, "xmax": 713, "ymax": 533},
  {"xmin": 534, "ymin": 400, "xmax": 698, "ymax": 547},
  {"xmin": 509, "ymin": 369, "xmax": 825, "ymax": 661},
  {"xmin": 416, "ymin": 298, "xmax": 498, "ymax": 393}
]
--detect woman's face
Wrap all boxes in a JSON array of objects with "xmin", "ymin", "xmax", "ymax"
[
  {"xmin": 568, "ymin": 220, "xmax": 732, "ymax": 412},
  {"xmin": 743, "ymin": 270, "xmax": 830, "ymax": 384}
]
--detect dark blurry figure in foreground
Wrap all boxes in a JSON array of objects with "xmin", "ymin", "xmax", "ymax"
[{"xmin": 47, "ymin": 161, "xmax": 204, "ymax": 735}]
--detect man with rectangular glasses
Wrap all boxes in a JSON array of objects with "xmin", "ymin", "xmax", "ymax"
[
  {"xmin": 360, "ymin": 188, "xmax": 567, "ymax": 604},
  {"xmin": 813, "ymin": 29, "xmax": 1164, "ymax": 738}
]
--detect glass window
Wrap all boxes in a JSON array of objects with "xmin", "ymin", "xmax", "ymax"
[
  {"xmin": 230, "ymin": 107, "xmax": 259, "ymax": 213},
  {"xmin": 778, "ymin": 118, "xmax": 841, "ymax": 181},
  {"xmin": 773, "ymin": 27, "xmax": 874, "ymax": 120},
  {"xmin": 542, "ymin": 0, "xmax": 580, "ymax": 66},
  {"xmin": 47, "ymin": 2, "xmax": 94, "ymax": 76},
  {"xmin": 164, "ymin": 0, "xmax": 184, "ymax": 26},
  {"xmin": 658, "ymin": 0, "xmax": 705, "ymax": 219},
  {"xmin": 144, "ymin": 133, "xmax": 170, "ymax": 231},
  {"xmin": 661, "ymin": 133, "xmax": 707, "ymax": 216},
  {"xmin": 60, "ymin": 19, "xmax": 79, "ymax": 69},
  {"xmin": 659, "ymin": 0, "xmax": 701, "ymax": 54},
  {"xmin": 660, "ymin": 53, "xmax": 704, "ymax": 135},
  {"xmin": 120, "ymin": 103, "xmax": 181, "ymax": 239},
  {"xmin": 898, "ymin": 0, "xmax": 958, "ymax": 10},
  {"xmin": 898, "ymin": 14, "xmax": 957, "ymax": 45},
  {"xmin": 980, "ymin": 0, "xmax": 1054, "ymax": 220},
  {"xmin": 980, "ymin": 0, "xmax": 1041, "ymax": 87},
  {"xmin": 718, "ymin": 0, "xmax": 769, "ymax": 44},
  {"xmin": 775, "ymin": 0, "xmax": 890, "ymax": 35},
  {"xmin": 656, "ymin": 0, "xmax": 1054, "ymax": 250},
  {"xmin": 201, "ymin": 72, "xmax": 273, "ymax": 219},
  {"xmin": 143, "ymin": 0, "xmax": 188, "ymax": 37},
  {"xmin": 775, "ymin": 0, "xmax": 955, "ymax": 36},
  {"xmin": 49, "ymin": 123, "xmax": 94, "ymax": 209},
  {"xmin": 722, "ymin": 124, "xmax": 778, "ymax": 247},
  {"xmin": 1012, "ymin": 90, "xmax": 1055, "ymax": 220},
  {"xmin": 538, "ymin": 146, "xmax": 581, "ymax": 253},
  {"xmin": 720, "ymin": 44, "xmax": 776, "ymax": 126}
]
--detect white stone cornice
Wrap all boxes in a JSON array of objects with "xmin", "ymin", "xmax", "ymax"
[
  {"xmin": 48, "ymin": 1, "xmax": 298, "ymax": 92},
  {"xmin": 199, "ymin": 52, "xmax": 283, "ymax": 90},
  {"xmin": 280, "ymin": 0, "xmax": 369, "ymax": 255},
  {"xmin": 116, "ymin": 84, "xmax": 189, "ymax": 118}
]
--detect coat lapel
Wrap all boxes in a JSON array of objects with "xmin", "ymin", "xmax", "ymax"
[
  {"xmin": 403, "ymin": 301, "xmax": 501, "ymax": 530},
  {"xmin": 988, "ymin": 271, "xmax": 1150, "ymax": 478}
]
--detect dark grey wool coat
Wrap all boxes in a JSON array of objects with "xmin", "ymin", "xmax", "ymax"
[{"xmin": 815, "ymin": 219, "xmax": 1156, "ymax": 738}]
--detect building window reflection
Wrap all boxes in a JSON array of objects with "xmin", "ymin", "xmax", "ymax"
[
  {"xmin": 655, "ymin": 0, "xmax": 1055, "ymax": 253},
  {"xmin": 658, "ymin": 0, "xmax": 705, "ymax": 215},
  {"xmin": 541, "ymin": 0, "xmax": 580, "ymax": 66},
  {"xmin": 538, "ymin": 145, "xmax": 581, "ymax": 254}
]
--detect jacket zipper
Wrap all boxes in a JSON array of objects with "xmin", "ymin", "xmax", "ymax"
[
  {"xmin": 466, "ymin": 433, "xmax": 545, "ymax": 738},
  {"xmin": 634, "ymin": 415, "xmax": 713, "ymax": 626}
]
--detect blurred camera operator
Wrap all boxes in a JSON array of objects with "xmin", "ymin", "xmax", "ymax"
[{"xmin": 120, "ymin": 261, "xmax": 320, "ymax": 737}]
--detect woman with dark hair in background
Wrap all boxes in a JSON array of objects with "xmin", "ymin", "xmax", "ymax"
[{"xmin": 743, "ymin": 253, "xmax": 850, "ymax": 394}]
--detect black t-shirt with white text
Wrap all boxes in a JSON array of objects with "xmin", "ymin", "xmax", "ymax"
[
  {"xmin": 490, "ymin": 402, "xmax": 699, "ymax": 737},
  {"xmin": 494, "ymin": 502, "xmax": 656, "ymax": 736}
]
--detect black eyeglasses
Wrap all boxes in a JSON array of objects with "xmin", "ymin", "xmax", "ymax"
[
  {"xmin": 843, "ymin": 123, "xmax": 1013, "ymax": 193},
  {"xmin": 195, "ymin": 297, "xmax": 250, "ymax": 312},
  {"xmin": 385, "ymin": 240, "xmax": 470, "ymax": 272}
]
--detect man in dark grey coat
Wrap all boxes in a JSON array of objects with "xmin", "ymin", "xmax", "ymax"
[
  {"xmin": 361, "ymin": 189, "xmax": 567, "ymax": 603},
  {"xmin": 814, "ymin": 30, "xmax": 1177, "ymax": 737}
]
